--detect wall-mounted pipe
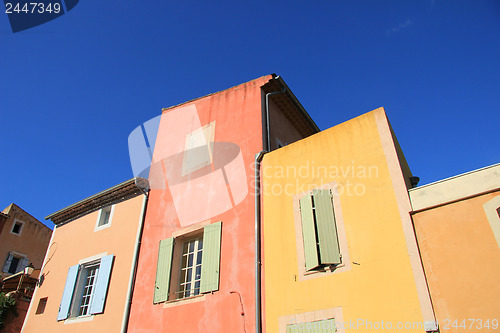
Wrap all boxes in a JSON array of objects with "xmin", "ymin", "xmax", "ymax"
[
  {"xmin": 254, "ymin": 150, "xmax": 266, "ymax": 333},
  {"xmin": 121, "ymin": 191, "xmax": 149, "ymax": 333}
]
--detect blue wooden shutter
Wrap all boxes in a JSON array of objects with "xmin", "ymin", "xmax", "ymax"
[
  {"xmin": 313, "ymin": 189, "xmax": 341, "ymax": 265},
  {"xmin": 200, "ymin": 221, "xmax": 222, "ymax": 293},
  {"xmin": 19, "ymin": 257, "xmax": 30, "ymax": 272},
  {"xmin": 2, "ymin": 253, "xmax": 13, "ymax": 273},
  {"xmin": 154, "ymin": 238, "xmax": 174, "ymax": 303},
  {"xmin": 57, "ymin": 264, "xmax": 80, "ymax": 321},
  {"xmin": 90, "ymin": 254, "xmax": 114, "ymax": 314},
  {"xmin": 300, "ymin": 194, "xmax": 320, "ymax": 271}
]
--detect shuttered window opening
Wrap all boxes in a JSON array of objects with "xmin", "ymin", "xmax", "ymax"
[
  {"xmin": 154, "ymin": 221, "xmax": 222, "ymax": 304},
  {"xmin": 286, "ymin": 318, "xmax": 336, "ymax": 333},
  {"xmin": 299, "ymin": 189, "xmax": 341, "ymax": 271},
  {"xmin": 57, "ymin": 254, "xmax": 114, "ymax": 321},
  {"xmin": 2, "ymin": 252, "xmax": 29, "ymax": 275}
]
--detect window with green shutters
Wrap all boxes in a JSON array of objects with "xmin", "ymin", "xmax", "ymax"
[
  {"xmin": 286, "ymin": 318, "xmax": 337, "ymax": 333},
  {"xmin": 154, "ymin": 221, "xmax": 222, "ymax": 304},
  {"xmin": 299, "ymin": 189, "xmax": 341, "ymax": 271}
]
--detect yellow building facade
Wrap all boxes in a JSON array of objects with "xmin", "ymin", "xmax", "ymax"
[{"xmin": 261, "ymin": 108, "xmax": 437, "ymax": 332}]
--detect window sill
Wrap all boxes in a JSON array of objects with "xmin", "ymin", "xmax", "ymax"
[
  {"xmin": 63, "ymin": 315, "xmax": 94, "ymax": 324},
  {"xmin": 162, "ymin": 294, "xmax": 206, "ymax": 308}
]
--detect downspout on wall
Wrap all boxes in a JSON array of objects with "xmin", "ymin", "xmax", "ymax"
[
  {"xmin": 254, "ymin": 150, "xmax": 266, "ymax": 333},
  {"xmin": 256, "ymin": 83, "xmax": 287, "ymax": 333},
  {"xmin": 121, "ymin": 185, "xmax": 149, "ymax": 333}
]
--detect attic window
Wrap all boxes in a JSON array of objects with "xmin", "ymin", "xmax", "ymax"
[{"xmin": 10, "ymin": 220, "xmax": 24, "ymax": 236}]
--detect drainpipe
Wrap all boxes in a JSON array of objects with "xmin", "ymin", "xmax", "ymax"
[
  {"xmin": 256, "ymin": 84, "xmax": 286, "ymax": 333},
  {"xmin": 121, "ymin": 188, "xmax": 149, "ymax": 333},
  {"xmin": 254, "ymin": 150, "xmax": 266, "ymax": 333}
]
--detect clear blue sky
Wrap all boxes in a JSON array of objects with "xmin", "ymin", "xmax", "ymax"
[{"xmin": 1, "ymin": 1, "xmax": 499, "ymax": 229}]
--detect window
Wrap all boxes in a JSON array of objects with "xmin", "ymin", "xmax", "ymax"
[
  {"xmin": 94, "ymin": 205, "xmax": 114, "ymax": 231},
  {"xmin": 154, "ymin": 221, "xmax": 222, "ymax": 304},
  {"xmin": 10, "ymin": 220, "xmax": 24, "ymax": 236},
  {"xmin": 77, "ymin": 262, "xmax": 100, "ymax": 316},
  {"xmin": 57, "ymin": 254, "xmax": 114, "ymax": 321},
  {"xmin": 293, "ymin": 185, "xmax": 351, "ymax": 281},
  {"xmin": 178, "ymin": 236, "xmax": 203, "ymax": 298},
  {"xmin": 299, "ymin": 189, "xmax": 341, "ymax": 271},
  {"xmin": 36, "ymin": 297, "xmax": 48, "ymax": 314},
  {"xmin": 2, "ymin": 252, "xmax": 29, "ymax": 275}
]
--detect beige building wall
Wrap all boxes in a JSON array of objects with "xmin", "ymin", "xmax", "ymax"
[{"xmin": 22, "ymin": 194, "xmax": 146, "ymax": 333}]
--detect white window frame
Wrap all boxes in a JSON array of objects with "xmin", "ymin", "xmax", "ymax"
[
  {"xmin": 94, "ymin": 205, "xmax": 115, "ymax": 232},
  {"xmin": 176, "ymin": 235, "xmax": 203, "ymax": 299},
  {"xmin": 72, "ymin": 261, "xmax": 100, "ymax": 317},
  {"xmin": 10, "ymin": 219, "xmax": 25, "ymax": 236}
]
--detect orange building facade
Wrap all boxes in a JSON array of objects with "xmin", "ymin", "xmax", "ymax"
[
  {"xmin": 126, "ymin": 75, "xmax": 318, "ymax": 332},
  {"xmin": 410, "ymin": 164, "xmax": 500, "ymax": 332},
  {"xmin": 1, "ymin": 203, "xmax": 52, "ymax": 279},
  {"xmin": 21, "ymin": 178, "xmax": 149, "ymax": 333}
]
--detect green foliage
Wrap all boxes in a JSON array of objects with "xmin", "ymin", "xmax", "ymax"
[{"xmin": 0, "ymin": 292, "xmax": 16, "ymax": 328}]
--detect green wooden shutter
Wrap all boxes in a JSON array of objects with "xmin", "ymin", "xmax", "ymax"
[
  {"xmin": 154, "ymin": 238, "xmax": 174, "ymax": 303},
  {"xmin": 200, "ymin": 221, "xmax": 222, "ymax": 293},
  {"xmin": 313, "ymin": 189, "xmax": 341, "ymax": 265},
  {"xmin": 300, "ymin": 194, "xmax": 320, "ymax": 271}
]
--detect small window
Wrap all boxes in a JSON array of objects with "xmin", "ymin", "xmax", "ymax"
[
  {"xmin": 95, "ymin": 206, "xmax": 114, "ymax": 231},
  {"xmin": 154, "ymin": 222, "xmax": 222, "ymax": 304},
  {"xmin": 57, "ymin": 254, "xmax": 114, "ymax": 321},
  {"xmin": 36, "ymin": 297, "xmax": 48, "ymax": 314},
  {"xmin": 10, "ymin": 220, "xmax": 24, "ymax": 235}
]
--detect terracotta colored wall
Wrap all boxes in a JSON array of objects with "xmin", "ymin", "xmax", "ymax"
[
  {"xmin": 0, "ymin": 204, "xmax": 52, "ymax": 277},
  {"xmin": 413, "ymin": 191, "xmax": 500, "ymax": 332},
  {"xmin": 2, "ymin": 296, "xmax": 30, "ymax": 333},
  {"xmin": 262, "ymin": 108, "xmax": 430, "ymax": 332},
  {"xmin": 21, "ymin": 195, "xmax": 145, "ymax": 333},
  {"xmin": 127, "ymin": 76, "xmax": 273, "ymax": 333}
]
